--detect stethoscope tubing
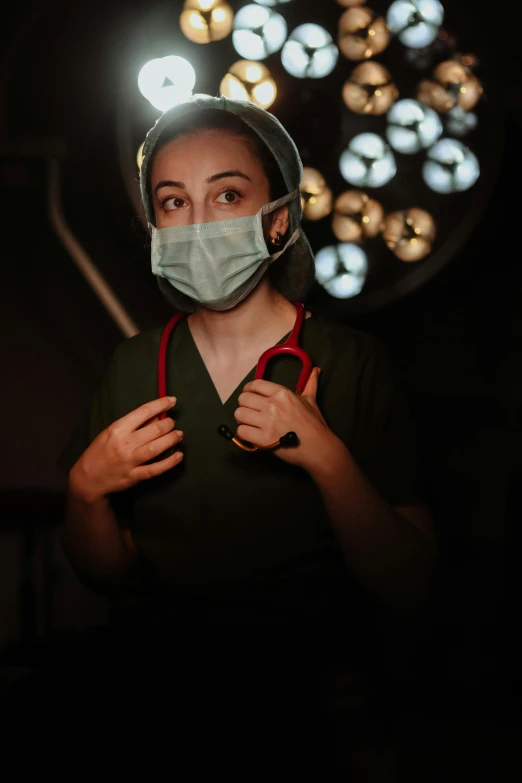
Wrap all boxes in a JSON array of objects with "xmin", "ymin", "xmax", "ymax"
[{"xmin": 157, "ymin": 301, "xmax": 311, "ymax": 451}]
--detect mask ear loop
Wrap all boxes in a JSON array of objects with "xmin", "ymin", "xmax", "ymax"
[{"xmin": 262, "ymin": 188, "xmax": 301, "ymax": 260}]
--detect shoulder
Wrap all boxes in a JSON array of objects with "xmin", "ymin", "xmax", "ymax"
[
  {"xmin": 109, "ymin": 326, "xmax": 164, "ymax": 373},
  {"xmin": 100, "ymin": 326, "xmax": 166, "ymax": 411},
  {"xmin": 92, "ymin": 325, "xmax": 174, "ymax": 422},
  {"xmin": 307, "ymin": 312, "xmax": 387, "ymax": 370}
]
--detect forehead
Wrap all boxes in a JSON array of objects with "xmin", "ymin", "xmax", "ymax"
[{"xmin": 150, "ymin": 130, "xmax": 265, "ymax": 182}]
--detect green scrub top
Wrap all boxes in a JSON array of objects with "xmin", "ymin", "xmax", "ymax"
[{"xmin": 58, "ymin": 311, "xmax": 424, "ymax": 633}]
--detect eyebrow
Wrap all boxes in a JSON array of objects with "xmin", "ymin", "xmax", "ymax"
[
  {"xmin": 155, "ymin": 179, "xmax": 185, "ymax": 193},
  {"xmin": 154, "ymin": 170, "xmax": 252, "ymax": 195},
  {"xmin": 206, "ymin": 170, "xmax": 252, "ymax": 184}
]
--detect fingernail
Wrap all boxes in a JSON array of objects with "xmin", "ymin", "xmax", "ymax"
[
  {"xmin": 175, "ymin": 430, "xmax": 183, "ymax": 438},
  {"xmin": 168, "ymin": 396, "xmax": 176, "ymax": 405}
]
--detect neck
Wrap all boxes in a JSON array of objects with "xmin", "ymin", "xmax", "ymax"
[{"xmin": 187, "ymin": 279, "xmax": 299, "ymax": 359}]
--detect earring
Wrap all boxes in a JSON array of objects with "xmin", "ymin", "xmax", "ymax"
[{"xmin": 270, "ymin": 232, "xmax": 283, "ymax": 247}]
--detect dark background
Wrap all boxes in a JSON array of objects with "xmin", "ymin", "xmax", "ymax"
[{"xmin": 0, "ymin": 0, "xmax": 519, "ymax": 775}]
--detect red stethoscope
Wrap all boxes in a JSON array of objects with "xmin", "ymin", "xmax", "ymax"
[{"xmin": 157, "ymin": 300, "xmax": 312, "ymax": 453}]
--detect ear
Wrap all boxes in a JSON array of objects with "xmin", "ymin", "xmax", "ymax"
[{"xmin": 269, "ymin": 205, "xmax": 290, "ymax": 243}]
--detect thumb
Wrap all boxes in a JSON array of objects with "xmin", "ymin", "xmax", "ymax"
[{"xmin": 302, "ymin": 366, "xmax": 321, "ymax": 402}]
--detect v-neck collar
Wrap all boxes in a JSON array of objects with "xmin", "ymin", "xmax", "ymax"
[{"xmin": 181, "ymin": 313, "xmax": 312, "ymax": 410}]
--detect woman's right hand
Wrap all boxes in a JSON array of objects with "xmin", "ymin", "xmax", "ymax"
[{"xmin": 69, "ymin": 396, "xmax": 184, "ymax": 502}]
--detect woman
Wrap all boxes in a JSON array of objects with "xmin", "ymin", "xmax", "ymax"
[{"xmin": 23, "ymin": 96, "xmax": 436, "ymax": 772}]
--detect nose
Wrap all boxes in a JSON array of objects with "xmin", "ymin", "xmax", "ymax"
[
  {"xmin": 190, "ymin": 197, "xmax": 225, "ymax": 226},
  {"xmin": 191, "ymin": 203, "xmax": 210, "ymax": 226}
]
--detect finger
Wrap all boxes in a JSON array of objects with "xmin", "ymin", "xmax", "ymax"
[
  {"xmin": 133, "ymin": 429, "xmax": 184, "ymax": 466},
  {"xmin": 233, "ymin": 406, "xmax": 264, "ymax": 428},
  {"xmin": 236, "ymin": 424, "xmax": 270, "ymax": 447},
  {"xmin": 137, "ymin": 413, "xmax": 162, "ymax": 428},
  {"xmin": 133, "ymin": 448, "xmax": 184, "ymax": 481},
  {"xmin": 132, "ymin": 415, "xmax": 175, "ymax": 450},
  {"xmin": 241, "ymin": 379, "xmax": 282, "ymax": 398},
  {"xmin": 302, "ymin": 367, "xmax": 321, "ymax": 401},
  {"xmin": 236, "ymin": 391, "xmax": 266, "ymax": 412},
  {"xmin": 114, "ymin": 397, "xmax": 177, "ymax": 436}
]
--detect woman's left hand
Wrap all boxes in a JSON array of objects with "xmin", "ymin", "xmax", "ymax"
[{"xmin": 234, "ymin": 367, "xmax": 337, "ymax": 470}]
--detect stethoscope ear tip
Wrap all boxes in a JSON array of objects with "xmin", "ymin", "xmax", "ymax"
[
  {"xmin": 218, "ymin": 424, "xmax": 233, "ymax": 441},
  {"xmin": 279, "ymin": 431, "xmax": 298, "ymax": 447}
]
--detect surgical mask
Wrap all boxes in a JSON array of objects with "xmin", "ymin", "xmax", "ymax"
[{"xmin": 150, "ymin": 190, "xmax": 301, "ymax": 311}]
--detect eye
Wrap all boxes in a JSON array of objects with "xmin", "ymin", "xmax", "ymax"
[
  {"xmin": 162, "ymin": 196, "xmax": 186, "ymax": 211},
  {"xmin": 216, "ymin": 188, "xmax": 242, "ymax": 204}
]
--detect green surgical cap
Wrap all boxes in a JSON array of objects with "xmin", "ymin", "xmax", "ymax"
[{"xmin": 139, "ymin": 94, "xmax": 315, "ymax": 311}]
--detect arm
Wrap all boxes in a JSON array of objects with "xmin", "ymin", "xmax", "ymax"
[
  {"xmin": 236, "ymin": 342, "xmax": 435, "ymax": 614},
  {"xmin": 307, "ymin": 433, "xmax": 436, "ymax": 614},
  {"xmin": 59, "ymin": 395, "xmax": 183, "ymax": 594},
  {"xmin": 60, "ymin": 467, "xmax": 138, "ymax": 594}
]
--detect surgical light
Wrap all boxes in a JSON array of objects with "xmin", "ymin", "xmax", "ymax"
[
  {"xmin": 300, "ymin": 168, "xmax": 333, "ymax": 221},
  {"xmin": 232, "ymin": 4, "xmax": 287, "ymax": 61},
  {"xmin": 180, "ymin": 0, "xmax": 234, "ymax": 44},
  {"xmin": 386, "ymin": 99, "xmax": 442, "ymax": 154},
  {"xmin": 338, "ymin": 6, "xmax": 390, "ymax": 61},
  {"xmin": 136, "ymin": 142, "xmax": 145, "ymax": 171},
  {"xmin": 340, "ymin": 133, "xmax": 396, "ymax": 188},
  {"xmin": 418, "ymin": 59, "xmax": 483, "ymax": 113},
  {"xmin": 281, "ymin": 24, "xmax": 338, "ymax": 79},
  {"xmin": 343, "ymin": 62, "xmax": 398, "ymax": 115},
  {"xmin": 220, "ymin": 60, "xmax": 277, "ymax": 109},
  {"xmin": 387, "ymin": 0, "xmax": 444, "ymax": 48},
  {"xmin": 423, "ymin": 138, "xmax": 480, "ymax": 193},
  {"xmin": 315, "ymin": 243, "xmax": 368, "ymax": 299},
  {"xmin": 332, "ymin": 190, "xmax": 384, "ymax": 242},
  {"xmin": 445, "ymin": 106, "xmax": 478, "ymax": 137},
  {"xmin": 381, "ymin": 208, "xmax": 436, "ymax": 261},
  {"xmin": 138, "ymin": 56, "xmax": 196, "ymax": 112}
]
